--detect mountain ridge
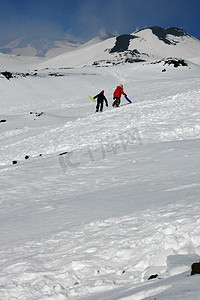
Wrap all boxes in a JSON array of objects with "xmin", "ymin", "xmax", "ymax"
[
  {"xmin": 34, "ymin": 26, "xmax": 200, "ymax": 69},
  {"xmin": 1, "ymin": 26, "xmax": 200, "ymax": 71},
  {"xmin": 135, "ymin": 26, "xmax": 191, "ymax": 44},
  {"xmin": 0, "ymin": 32, "xmax": 116, "ymax": 58}
]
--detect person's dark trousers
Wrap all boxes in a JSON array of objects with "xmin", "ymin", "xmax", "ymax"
[
  {"xmin": 112, "ymin": 97, "xmax": 120, "ymax": 107},
  {"xmin": 96, "ymin": 100, "xmax": 103, "ymax": 112}
]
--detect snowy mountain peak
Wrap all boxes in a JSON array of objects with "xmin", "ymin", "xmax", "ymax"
[
  {"xmin": 135, "ymin": 26, "xmax": 191, "ymax": 45},
  {"xmin": 109, "ymin": 26, "xmax": 193, "ymax": 55}
]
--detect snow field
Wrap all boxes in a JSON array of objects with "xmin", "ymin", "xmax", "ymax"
[
  {"xmin": 0, "ymin": 62, "xmax": 200, "ymax": 299},
  {"xmin": 0, "ymin": 201, "xmax": 200, "ymax": 299}
]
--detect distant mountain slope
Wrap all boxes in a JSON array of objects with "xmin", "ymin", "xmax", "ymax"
[
  {"xmin": 35, "ymin": 26, "xmax": 200, "ymax": 69},
  {"xmin": 0, "ymin": 37, "xmax": 82, "ymax": 58},
  {"xmin": 0, "ymin": 32, "xmax": 115, "ymax": 58}
]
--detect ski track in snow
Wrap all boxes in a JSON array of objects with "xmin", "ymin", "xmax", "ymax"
[{"xmin": 0, "ymin": 64, "xmax": 200, "ymax": 299}]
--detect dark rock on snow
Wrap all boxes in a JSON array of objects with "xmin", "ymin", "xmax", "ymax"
[
  {"xmin": 1, "ymin": 71, "xmax": 13, "ymax": 80},
  {"xmin": 164, "ymin": 58, "xmax": 188, "ymax": 68},
  {"xmin": 59, "ymin": 152, "xmax": 68, "ymax": 156},
  {"xmin": 110, "ymin": 34, "xmax": 138, "ymax": 53},
  {"xmin": 191, "ymin": 262, "xmax": 200, "ymax": 276},
  {"xmin": 148, "ymin": 274, "xmax": 158, "ymax": 280}
]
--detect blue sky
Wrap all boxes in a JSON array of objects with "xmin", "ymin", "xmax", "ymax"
[{"xmin": 0, "ymin": 0, "xmax": 200, "ymax": 44}]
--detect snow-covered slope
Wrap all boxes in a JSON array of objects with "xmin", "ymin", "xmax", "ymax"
[
  {"xmin": 0, "ymin": 52, "xmax": 200, "ymax": 299},
  {"xmin": 35, "ymin": 36, "xmax": 116, "ymax": 69},
  {"xmin": 35, "ymin": 26, "xmax": 200, "ymax": 69},
  {"xmin": 0, "ymin": 52, "xmax": 45, "ymax": 72}
]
